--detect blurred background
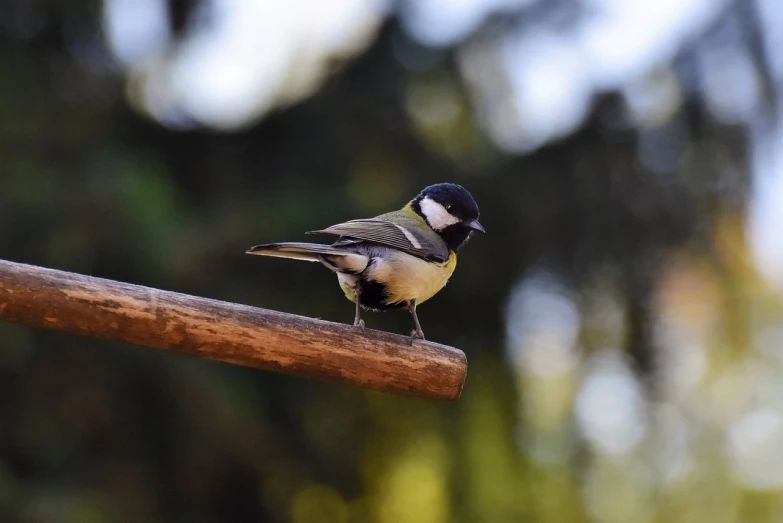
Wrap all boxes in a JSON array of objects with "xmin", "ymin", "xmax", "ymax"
[{"xmin": 2, "ymin": 0, "xmax": 783, "ymax": 521}]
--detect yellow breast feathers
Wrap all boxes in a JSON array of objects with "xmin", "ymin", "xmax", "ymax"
[{"xmin": 369, "ymin": 250, "xmax": 457, "ymax": 305}]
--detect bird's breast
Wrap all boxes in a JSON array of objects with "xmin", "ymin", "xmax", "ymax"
[{"xmin": 365, "ymin": 250, "xmax": 457, "ymax": 306}]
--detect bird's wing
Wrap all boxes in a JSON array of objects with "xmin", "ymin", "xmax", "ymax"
[{"xmin": 307, "ymin": 218, "xmax": 450, "ymax": 263}]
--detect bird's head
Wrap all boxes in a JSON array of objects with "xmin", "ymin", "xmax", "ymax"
[{"xmin": 411, "ymin": 183, "xmax": 484, "ymax": 251}]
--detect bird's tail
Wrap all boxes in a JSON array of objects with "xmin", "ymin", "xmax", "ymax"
[{"xmin": 246, "ymin": 242, "xmax": 368, "ymax": 273}]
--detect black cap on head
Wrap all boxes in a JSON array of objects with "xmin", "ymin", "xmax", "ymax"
[
  {"xmin": 417, "ymin": 183, "xmax": 480, "ymax": 222},
  {"xmin": 412, "ymin": 183, "xmax": 484, "ymax": 251}
]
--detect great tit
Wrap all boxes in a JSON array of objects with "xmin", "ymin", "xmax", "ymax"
[{"xmin": 246, "ymin": 183, "xmax": 484, "ymax": 341}]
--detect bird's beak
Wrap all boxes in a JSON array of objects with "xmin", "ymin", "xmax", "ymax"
[{"xmin": 467, "ymin": 219, "xmax": 486, "ymax": 233}]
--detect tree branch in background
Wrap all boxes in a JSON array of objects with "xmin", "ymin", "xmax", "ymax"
[{"xmin": 0, "ymin": 259, "xmax": 467, "ymax": 400}]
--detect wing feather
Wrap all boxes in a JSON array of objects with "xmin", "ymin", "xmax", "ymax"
[{"xmin": 307, "ymin": 218, "xmax": 449, "ymax": 262}]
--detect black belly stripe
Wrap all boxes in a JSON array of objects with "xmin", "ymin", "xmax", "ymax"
[
  {"xmin": 357, "ymin": 278, "xmax": 406, "ymax": 311},
  {"xmin": 355, "ymin": 257, "xmax": 406, "ymax": 311}
]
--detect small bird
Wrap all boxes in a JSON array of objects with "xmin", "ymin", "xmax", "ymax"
[{"xmin": 246, "ymin": 183, "xmax": 484, "ymax": 341}]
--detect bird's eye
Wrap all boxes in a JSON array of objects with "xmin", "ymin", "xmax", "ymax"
[{"xmin": 446, "ymin": 205, "xmax": 454, "ymax": 212}]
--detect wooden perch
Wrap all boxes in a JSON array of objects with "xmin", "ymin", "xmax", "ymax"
[{"xmin": 0, "ymin": 259, "xmax": 466, "ymax": 400}]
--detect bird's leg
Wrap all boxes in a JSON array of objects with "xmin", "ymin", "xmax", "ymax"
[
  {"xmin": 353, "ymin": 287, "xmax": 365, "ymax": 328},
  {"xmin": 407, "ymin": 300, "xmax": 425, "ymax": 342}
]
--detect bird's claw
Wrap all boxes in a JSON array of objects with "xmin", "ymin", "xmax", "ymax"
[
  {"xmin": 410, "ymin": 329, "xmax": 425, "ymax": 344},
  {"xmin": 354, "ymin": 319, "xmax": 366, "ymax": 328}
]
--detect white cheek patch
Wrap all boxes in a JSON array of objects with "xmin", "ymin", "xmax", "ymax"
[{"xmin": 419, "ymin": 197, "xmax": 462, "ymax": 231}]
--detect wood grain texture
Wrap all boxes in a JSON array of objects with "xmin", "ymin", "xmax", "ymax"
[{"xmin": 0, "ymin": 259, "xmax": 467, "ymax": 399}]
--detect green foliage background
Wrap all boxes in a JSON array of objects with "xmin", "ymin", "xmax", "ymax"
[{"xmin": 2, "ymin": 2, "xmax": 783, "ymax": 522}]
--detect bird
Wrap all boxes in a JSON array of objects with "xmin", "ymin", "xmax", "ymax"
[{"xmin": 246, "ymin": 183, "xmax": 484, "ymax": 341}]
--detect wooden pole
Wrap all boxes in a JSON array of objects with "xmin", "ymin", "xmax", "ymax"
[{"xmin": 0, "ymin": 259, "xmax": 466, "ymax": 400}]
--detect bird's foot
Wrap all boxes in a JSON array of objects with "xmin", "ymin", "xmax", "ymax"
[
  {"xmin": 354, "ymin": 319, "xmax": 366, "ymax": 328},
  {"xmin": 410, "ymin": 329, "xmax": 425, "ymax": 344}
]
